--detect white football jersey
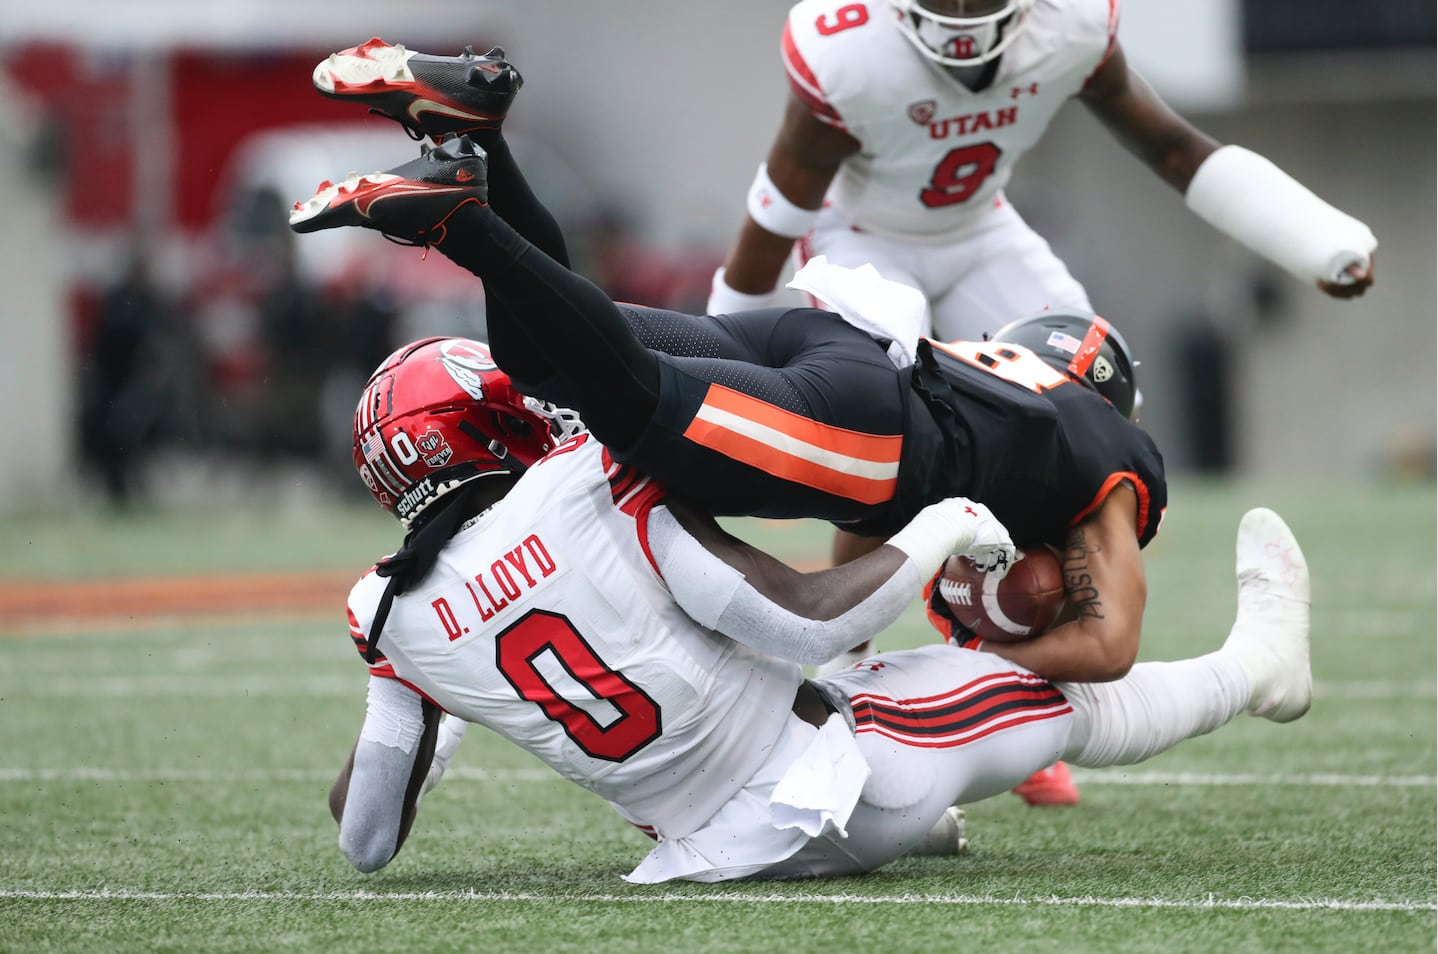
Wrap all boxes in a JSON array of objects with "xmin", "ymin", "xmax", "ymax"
[
  {"xmin": 783, "ymin": 0, "xmax": 1117, "ymax": 238},
  {"xmin": 346, "ymin": 434, "xmax": 804, "ymax": 838}
]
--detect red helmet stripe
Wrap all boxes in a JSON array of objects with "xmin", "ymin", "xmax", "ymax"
[{"xmin": 1067, "ymin": 315, "xmax": 1112, "ymax": 378}]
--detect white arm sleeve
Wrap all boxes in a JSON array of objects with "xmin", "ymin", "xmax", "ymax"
[
  {"xmin": 339, "ymin": 676, "xmax": 427, "ymax": 873},
  {"xmin": 647, "ymin": 507, "xmax": 923, "ymax": 665},
  {"xmin": 1185, "ymin": 145, "xmax": 1376, "ymax": 284}
]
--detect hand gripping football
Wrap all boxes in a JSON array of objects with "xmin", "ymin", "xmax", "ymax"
[{"xmin": 937, "ymin": 546, "xmax": 1066, "ymax": 644}]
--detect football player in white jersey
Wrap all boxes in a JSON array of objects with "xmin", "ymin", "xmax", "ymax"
[
  {"xmin": 705, "ymin": 0, "xmax": 1376, "ymax": 804},
  {"xmin": 329, "ymin": 334, "xmax": 1314, "ymax": 883},
  {"xmin": 708, "ymin": 0, "xmax": 1378, "ymax": 338}
]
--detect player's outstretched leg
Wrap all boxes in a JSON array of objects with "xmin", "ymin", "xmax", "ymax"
[
  {"xmin": 1220, "ymin": 507, "xmax": 1313, "ymax": 722},
  {"xmin": 1057, "ymin": 508, "xmax": 1311, "ymax": 771},
  {"xmin": 312, "ymin": 38, "xmax": 522, "ymax": 141},
  {"xmin": 288, "ymin": 136, "xmax": 489, "ymax": 245}
]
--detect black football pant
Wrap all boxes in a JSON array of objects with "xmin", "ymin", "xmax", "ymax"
[{"xmin": 427, "ymin": 130, "xmax": 910, "ymax": 524}]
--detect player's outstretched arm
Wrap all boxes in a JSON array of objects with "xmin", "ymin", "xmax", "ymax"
[
  {"xmin": 1081, "ymin": 42, "xmax": 1375, "ymax": 299},
  {"xmin": 708, "ymin": 93, "xmax": 860, "ymax": 314},
  {"xmin": 331, "ymin": 678, "xmax": 440, "ymax": 873},
  {"xmin": 978, "ymin": 486, "xmax": 1146, "ymax": 682},
  {"xmin": 651, "ymin": 497, "xmax": 1012, "ymax": 664}
]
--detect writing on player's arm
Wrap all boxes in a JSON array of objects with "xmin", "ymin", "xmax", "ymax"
[
  {"xmin": 1077, "ymin": 42, "xmax": 1219, "ymax": 193},
  {"xmin": 653, "ymin": 496, "xmax": 1011, "ymax": 665},
  {"xmin": 329, "ymin": 679, "xmax": 440, "ymax": 872},
  {"xmin": 718, "ymin": 93, "xmax": 862, "ymax": 297},
  {"xmin": 979, "ymin": 484, "xmax": 1147, "ymax": 682}
]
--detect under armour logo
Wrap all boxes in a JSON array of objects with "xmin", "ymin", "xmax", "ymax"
[{"xmin": 1011, "ymin": 82, "xmax": 1039, "ymax": 99}]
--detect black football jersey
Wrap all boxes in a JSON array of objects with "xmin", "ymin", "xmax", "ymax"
[{"xmin": 851, "ymin": 338, "xmax": 1167, "ymax": 548}]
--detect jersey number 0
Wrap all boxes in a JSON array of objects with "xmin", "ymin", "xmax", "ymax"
[{"xmin": 496, "ymin": 609, "xmax": 663, "ymax": 762}]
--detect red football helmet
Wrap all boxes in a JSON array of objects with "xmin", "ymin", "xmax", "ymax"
[{"xmin": 353, "ymin": 336, "xmax": 583, "ymax": 528}]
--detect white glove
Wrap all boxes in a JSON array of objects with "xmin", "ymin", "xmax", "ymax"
[
  {"xmin": 420, "ymin": 714, "xmax": 467, "ymax": 798},
  {"xmin": 707, "ymin": 266, "xmax": 779, "ymax": 316},
  {"xmin": 886, "ymin": 497, "xmax": 1015, "ymax": 580}
]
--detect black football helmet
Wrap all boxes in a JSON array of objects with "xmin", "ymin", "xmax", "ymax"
[{"xmin": 988, "ymin": 310, "xmax": 1138, "ymax": 419}]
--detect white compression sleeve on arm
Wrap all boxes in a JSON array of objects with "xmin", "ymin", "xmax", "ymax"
[
  {"xmin": 1185, "ymin": 145, "xmax": 1376, "ymax": 284},
  {"xmin": 647, "ymin": 507, "xmax": 923, "ymax": 664},
  {"xmin": 341, "ymin": 676, "xmax": 427, "ymax": 873}
]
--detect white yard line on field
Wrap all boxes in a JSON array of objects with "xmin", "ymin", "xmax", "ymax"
[
  {"xmin": 0, "ymin": 888, "xmax": 1430, "ymax": 912},
  {"xmin": 0, "ymin": 766, "xmax": 1431, "ymax": 787},
  {"xmin": 1, "ymin": 677, "xmax": 1433, "ymax": 699}
]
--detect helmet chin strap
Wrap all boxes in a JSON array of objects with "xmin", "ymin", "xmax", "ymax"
[{"xmin": 458, "ymin": 419, "xmax": 529, "ymax": 476}]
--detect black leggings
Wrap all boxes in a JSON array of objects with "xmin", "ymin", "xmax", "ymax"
[
  {"xmin": 427, "ymin": 131, "xmax": 911, "ymax": 524},
  {"xmin": 438, "ymin": 130, "xmax": 830, "ymax": 448}
]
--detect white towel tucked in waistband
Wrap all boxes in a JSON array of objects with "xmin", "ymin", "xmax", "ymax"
[
  {"xmin": 787, "ymin": 256, "xmax": 925, "ymax": 369},
  {"xmin": 623, "ymin": 713, "xmax": 869, "ymax": 883}
]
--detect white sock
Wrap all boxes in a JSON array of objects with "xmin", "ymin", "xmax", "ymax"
[{"xmin": 1058, "ymin": 651, "xmax": 1252, "ymax": 767}]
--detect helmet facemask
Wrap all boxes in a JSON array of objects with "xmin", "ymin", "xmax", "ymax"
[{"xmin": 888, "ymin": 0, "xmax": 1036, "ymax": 68}]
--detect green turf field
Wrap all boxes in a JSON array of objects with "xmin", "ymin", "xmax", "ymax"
[{"xmin": 1, "ymin": 477, "xmax": 1434, "ymax": 952}]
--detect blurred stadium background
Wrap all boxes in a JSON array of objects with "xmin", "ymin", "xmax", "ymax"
[
  {"xmin": 0, "ymin": 4, "xmax": 1433, "ymax": 949},
  {"xmin": 0, "ymin": 0, "xmax": 1432, "ymax": 509}
]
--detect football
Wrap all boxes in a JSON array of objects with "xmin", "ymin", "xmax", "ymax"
[{"xmin": 937, "ymin": 546, "xmax": 1066, "ymax": 644}]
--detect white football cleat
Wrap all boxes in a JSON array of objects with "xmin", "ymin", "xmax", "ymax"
[
  {"xmin": 907, "ymin": 806, "xmax": 969, "ymax": 857},
  {"xmin": 1221, "ymin": 507, "xmax": 1312, "ymax": 723}
]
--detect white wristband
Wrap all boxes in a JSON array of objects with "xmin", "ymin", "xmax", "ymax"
[
  {"xmin": 1185, "ymin": 145, "xmax": 1376, "ymax": 284},
  {"xmin": 746, "ymin": 162, "xmax": 821, "ymax": 239},
  {"xmin": 885, "ymin": 499, "xmax": 974, "ymax": 576},
  {"xmin": 707, "ymin": 267, "xmax": 778, "ymax": 315}
]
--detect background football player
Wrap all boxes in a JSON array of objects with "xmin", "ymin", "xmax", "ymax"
[{"xmin": 707, "ymin": 0, "xmax": 1378, "ymax": 334}]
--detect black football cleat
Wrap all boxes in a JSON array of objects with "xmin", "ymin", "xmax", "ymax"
[
  {"xmin": 312, "ymin": 37, "xmax": 523, "ymax": 141},
  {"xmin": 289, "ymin": 136, "xmax": 489, "ymax": 246}
]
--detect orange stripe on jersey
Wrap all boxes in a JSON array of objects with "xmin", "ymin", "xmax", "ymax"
[
  {"xmin": 1069, "ymin": 470, "xmax": 1152, "ymax": 540},
  {"xmin": 682, "ymin": 384, "xmax": 901, "ymax": 505},
  {"xmin": 782, "ymin": 22, "xmax": 845, "ymax": 127},
  {"xmin": 1067, "ymin": 315, "xmax": 1112, "ymax": 379}
]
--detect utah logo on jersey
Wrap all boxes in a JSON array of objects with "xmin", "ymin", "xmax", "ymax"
[{"xmin": 908, "ymin": 99, "xmax": 937, "ymax": 125}]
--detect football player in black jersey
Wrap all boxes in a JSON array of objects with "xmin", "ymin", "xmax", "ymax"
[{"xmin": 291, "ymin": 45, "xmax": 1163, "ymax": 697}]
